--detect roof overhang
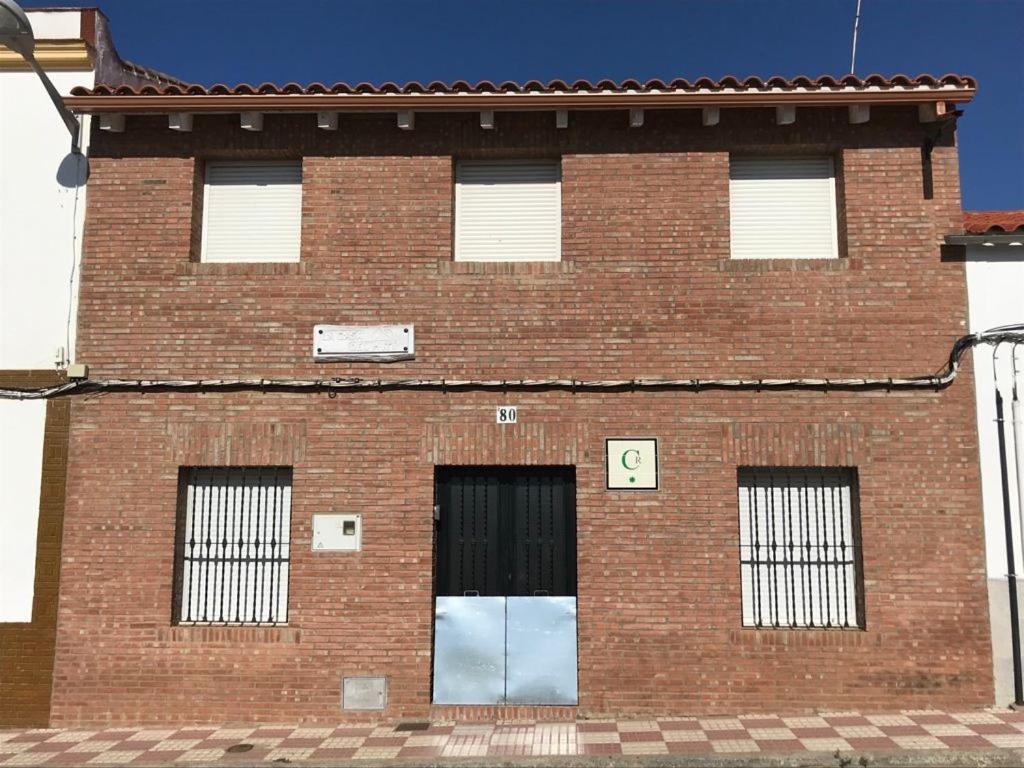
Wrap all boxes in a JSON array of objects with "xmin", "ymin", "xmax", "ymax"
[
  {"xmin": 945, "ymin": 233, "xmax": 1024, "ymax": 246},
  {"xmin": 65, "ymin": 84, "xmax": 976, "ymax": 114}
]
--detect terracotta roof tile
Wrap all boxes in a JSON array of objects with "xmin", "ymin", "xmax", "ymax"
[
  {"xmin": 72, "ymin": 73, "xmax": 976, "ymax": 98},
  {"xmin": 963, "ymin": 211, "xmax": 1024, "ymax": 234}
]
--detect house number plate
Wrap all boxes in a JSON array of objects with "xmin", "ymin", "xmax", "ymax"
[{"xmin": 496, "ymin": 406, "xmax": 518, "ymax": 424}]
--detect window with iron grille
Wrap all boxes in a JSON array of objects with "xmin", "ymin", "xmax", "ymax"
[
  {"xmin": 738, "ymin": 467, "xmax": 864, "ymax": 629},
  {"xmin": 173, "ymin": 467, "xmax": 292, "ymax": 625}
]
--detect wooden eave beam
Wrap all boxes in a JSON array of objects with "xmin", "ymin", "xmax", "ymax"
[{"xmin": 64, "ymin": 89, "xmax": 975, "ymax": 114}]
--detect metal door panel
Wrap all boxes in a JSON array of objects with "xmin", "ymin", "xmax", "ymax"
[
  {"xmin": 510, "ymin": 470, "xmax": 576, "ymax": 597},
  {"xmin": 505, "ymin": 597, "xmax": 578, "ymax": 705},
  {"xmin": 435, "ymin": 470, "xmax": 504, "ymax": 597},
  {"xmin": 432, "ymin": 597, "xmax": 506, "ymax": 705},
  {"xmin": 433, "ymin": 467, "xmax": 577, "ymax": 706},
  {"xmin": 436, "ymin": 467, "xmax": 576, "ymax": 598}
]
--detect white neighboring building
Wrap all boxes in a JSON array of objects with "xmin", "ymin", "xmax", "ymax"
[
  {"xmin": 954, "ymin": 211, "xmax": 1024, "ymax": 705},
  {"xmin": 0, "ymin": 8, "xmax": 180, "ymax": 621}
]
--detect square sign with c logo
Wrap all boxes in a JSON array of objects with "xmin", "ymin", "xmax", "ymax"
[{"xmin": 606, "ymin": 438, "xmax": 658, "ymax": 490}]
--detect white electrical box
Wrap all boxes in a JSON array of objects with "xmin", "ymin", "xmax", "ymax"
[
  {"xmin": 313, "ymin": 324, "xmax": 414, "ymax": 362},
  {"xmin": 312, "ymin": 514, "xmax": 362, "ymax": 552}
]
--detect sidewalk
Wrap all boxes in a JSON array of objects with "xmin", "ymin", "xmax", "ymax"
[{"xmin": 3, "ymin": 710, "xmax": 1024, "ymax": 767}]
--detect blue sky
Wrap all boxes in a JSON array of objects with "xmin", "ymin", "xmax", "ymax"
[{"xmin": 29, "ymin": 0, "xmax": 1024, "ymax": 210}]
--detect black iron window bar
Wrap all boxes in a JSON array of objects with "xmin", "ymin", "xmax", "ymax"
[
  {"xmin": 173, "ymin": 466, "xmax": 292, "ymax": 625},
  {"xmin": 738, "ymin": 467, "xmax": 864, "ymax": 629}
]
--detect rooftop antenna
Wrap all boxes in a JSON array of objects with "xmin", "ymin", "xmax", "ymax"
[{"xmin": 849, "ymin": 0, "xmax": 863, "ymax": 75}]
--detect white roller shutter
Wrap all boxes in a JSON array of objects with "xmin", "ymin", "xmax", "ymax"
[
  {"xmin": 455, "ymin": 160, "xmax": 561, "ymax": 262},
  {"xmin": 201, "ymin": 161, "xmax": 302, "ymax": 263},
  {"xmin": 729, "ymin": 156, "xmax": 838, "ymax": 260}
]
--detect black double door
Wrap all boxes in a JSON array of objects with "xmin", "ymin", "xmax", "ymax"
[
  {"xmin": 435, "ymin": 466, "xmax": 577, "ymax": 598},
  {"xmin": 432, "ymin": 466, "xmax": 578, "ymax": 705}
]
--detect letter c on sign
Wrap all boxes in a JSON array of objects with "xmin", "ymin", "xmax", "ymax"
[{"xmin": 621, "ymin": 449, "xmax": 642, "ymax": 470}]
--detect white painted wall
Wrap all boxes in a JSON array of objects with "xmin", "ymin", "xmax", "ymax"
[
  {"xmin": 967, "ymin": 243, "xmax": 1024, "ymax": 705},
  {"xmin": 969, "ymin": 247, "xmax": 1024, "ymax": 576},
  {"xmin": 0, "ymin": 401, "xmax": 46, "ymax": 620},
  {"xmin": 0, "ymin": 10, "xmax": 93, "ymax": 622},
  {"xmin": 0, "ymin": 70, "xmax": 92, "ymax": 369},
  {"xmin": 27, "ymin": 11, "xmax": 83, "ymax": 40}
]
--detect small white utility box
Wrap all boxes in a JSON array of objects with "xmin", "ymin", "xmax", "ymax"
[
  {"xmin": 313, "ymin": 324, "xmax": 414, "ymax": 362},
  {"xmin": 312, "ymin": 513, "xmax": 362, "ymax": 552}
]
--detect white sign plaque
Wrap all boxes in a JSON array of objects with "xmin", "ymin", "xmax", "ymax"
[
  {"xmin": 314, "ymin": 324, "xmax": 414, "ymax": 362},
  {"xmin": 496, "ymin": 406, "xmax": 518, "ymax": 424},
  {"xmin": 606, "ymin": 438, "xmax": 658, "ymax": 490}
]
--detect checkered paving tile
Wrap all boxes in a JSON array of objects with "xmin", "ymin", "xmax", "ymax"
[{"xmin": 2, "ymin": 710, "xmax": 1024, "ymax": 765}]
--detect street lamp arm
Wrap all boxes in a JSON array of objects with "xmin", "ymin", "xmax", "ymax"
[
  {"xmin": 1, "ymin": 0, "xmax": 81, "ymax": 152},
  {"xmin": 24, "ymin": 52, "xmax": 81, "ymax": 152}
]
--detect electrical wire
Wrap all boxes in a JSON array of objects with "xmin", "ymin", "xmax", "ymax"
[
  {"xmin": 1014, "ymin": 341, "xmax": 1022, "ymax": 400},
  {"xmin": 64, "ymin": 147, "xmax": 85, "ymax": 367},
  {"xmin": 1, "ymin": 330, "xmax": 1022, "ymax": 401}
]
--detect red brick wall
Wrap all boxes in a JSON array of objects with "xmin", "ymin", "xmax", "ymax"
[{"xmin": 51, "ymin": 106, "xmax": 990, "ymax": 724}]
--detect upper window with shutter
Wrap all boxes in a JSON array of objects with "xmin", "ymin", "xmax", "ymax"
[
  {"xmin": 454, "ymin": 160, "xmax": 561, "ymax": 262},
  {"xmin": 200, "ymin": 161, "xmax": 302, "ymax": 263},
  {"xmin": 729, "ymin": 156, "xmax": 839, "ymax": 260}
]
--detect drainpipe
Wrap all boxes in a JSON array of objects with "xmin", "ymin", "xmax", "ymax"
[{"xmin": 995, "ymin": 345, "xmax": 1024, "ymax": 705}]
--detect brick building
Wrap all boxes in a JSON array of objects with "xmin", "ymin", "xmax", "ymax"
[{"xmin": 35, "ymin": 73, "xmax": 996, "ymax": 724}]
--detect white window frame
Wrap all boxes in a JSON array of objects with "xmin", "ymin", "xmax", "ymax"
[
  {"xmin": 454, "ymin": 159, "xmax": 562, "ymax": 262},
  {"xmin": 728, "ymin": 155, "xmax": 840, "ymax": 260},
  {"xmin": 200, "ymin": 160, "xmax": 303, "ymax": 264}
]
